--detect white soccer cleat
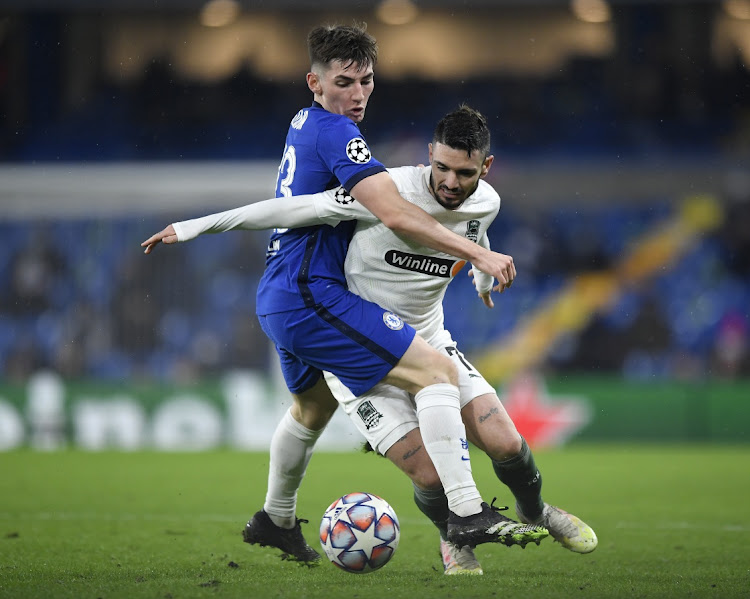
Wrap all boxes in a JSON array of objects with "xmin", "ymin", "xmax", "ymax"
[
  {"xmin": 517, "ymin": 503, "xmax": 598, "ymax": 554},
  {"xmin": 440, "ymin": 538, "xmax": 483, "ymax": 575}
]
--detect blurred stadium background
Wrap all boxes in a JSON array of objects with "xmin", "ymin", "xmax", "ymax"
[{"xmin": 0, "ymin": 0, "xmax": 748, "ymax": 451}]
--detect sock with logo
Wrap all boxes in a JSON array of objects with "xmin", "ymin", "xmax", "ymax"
[
  {"xmin": 415, "ymin": 383, "xmax": 482, "ymax": 517},
  {"xmin": 412, "ymin": 483, "xmax": 449, "ymax": 540},
  {"xmin": 264, "ymin": 408, "xmax": 324, "ymax": 529},
  {"xmin": 491, "ymin": 437, "xmax": 544, "ymax": 521}
]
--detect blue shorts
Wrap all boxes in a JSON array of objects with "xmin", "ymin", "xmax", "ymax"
[{"xmin": 258, "ymin": 292, "xmax": 416, "ymax": 397}]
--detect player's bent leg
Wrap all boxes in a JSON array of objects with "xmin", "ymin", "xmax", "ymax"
[
  {"xmin": 386, "ymin": 430, "xmax": 485, "ymax": 575},
  {"xmin": 517, "ymin": 503, "xmax": 598, "ymax": 554},
  {"xmin": 386, "ymin": 424, "xmax": 546, "ymax": 554},
  {"xmin": 385, "ymin": 336, "xmax": 487, "ymax": 517},
  {"xmin": 246, "ymin": 380, "xmax": 338, "ymax": 564},
  {"xmin": 464, "ymin": 397, "xmax": 597, "ymax": 554},
  {"xmin": 264, "ymin": 384, "xmax": 333, "ymax": 528}
]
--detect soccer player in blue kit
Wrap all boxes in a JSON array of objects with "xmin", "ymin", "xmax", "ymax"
[{"xmin": 144, "ymin": 23, "xmax": 545, "ymax": 562}]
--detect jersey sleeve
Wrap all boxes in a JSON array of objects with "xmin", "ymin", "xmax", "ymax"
[
  {"xmin": 171, "ymin": 186, "xmax": 380, "ymax": 242},
  {"xmin": 316, "ymin": 118, "xmax": 386, "ymax": 191},
  {"xmin": 172, "ymin": 192, "xmax": 349, "ymax": 242},
  {"xmin": 312, "ymin": 187, "xmax": 378, "ymax": 223}
]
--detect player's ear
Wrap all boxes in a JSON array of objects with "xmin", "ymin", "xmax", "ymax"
[
  {"xmin": 480, "ymin": 155, "xmax": 494, "ymax": 179},
  {"xmin": 427, "ymin": 143, "xmax": 433, "ymax": 163},
  {"xmin": 307, "ymin": 71, "xmax": 322, "ymax": 95}
]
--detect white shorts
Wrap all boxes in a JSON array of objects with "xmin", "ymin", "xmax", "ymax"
[{"xmin": 323, "ymin": 329, "xmax": 496, "ymax": 456}]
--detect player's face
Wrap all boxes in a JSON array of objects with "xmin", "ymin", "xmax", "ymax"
[
  {"xmin": 428, "ymin": 142, "xmax": 494, "ymax": 210},
  {"xmin": 307, "ymin": 60, "xmax": 374, "ymax": 123}
]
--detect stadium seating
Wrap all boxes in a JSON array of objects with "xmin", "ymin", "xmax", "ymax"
[{"xmin": 1, "ymin": 199, "xmax": 748, "ymax": 382}]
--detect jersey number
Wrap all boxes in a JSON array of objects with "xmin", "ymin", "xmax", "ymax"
[{"xmin": 274, "ymin": 144, "xmax": 297, "ymax": 234}]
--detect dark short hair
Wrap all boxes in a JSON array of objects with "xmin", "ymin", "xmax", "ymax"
[
  {"xmin": 307, "ymin": 22, "xmax": 378, "ymax": 72},
  {"xmin": 432, "ymin": 105, "xmax": 491, "ymax": 158}
]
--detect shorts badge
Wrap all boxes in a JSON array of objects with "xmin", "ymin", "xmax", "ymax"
[{"xmin": 357, "ymin": 400, "xmax": 383, "ymax": 430}]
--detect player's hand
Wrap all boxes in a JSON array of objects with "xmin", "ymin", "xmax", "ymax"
[
  {"xmin": 141, "ymin": 224, "xmax": 178, "ymax": 254},
  {"xmin": 472, "ymin": 250, "xmax": 516, "ymax": 293},
  {"xmin": 469, "ymin": 268, "xmax": 495, "ymax": 308}
]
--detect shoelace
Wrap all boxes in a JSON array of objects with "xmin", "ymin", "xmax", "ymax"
[{"xmin": 488, "ymin": 498, "xmax": 510, "ymax": 513}]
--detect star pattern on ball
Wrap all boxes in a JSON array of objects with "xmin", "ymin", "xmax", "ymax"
[
  {"xmin": 347, "ymin": 516, "xmax": 382, "ymax": 554},
  {"xmin": 320, "ymin": 492, "xmax": 400, "ymax": 573}
]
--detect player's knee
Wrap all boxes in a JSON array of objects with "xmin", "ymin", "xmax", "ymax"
[
  {"xmin": 409, "ymin": 466, "xmax": 442, "ymax": 491},
  {"xmin": 424, "ymin": 352, "xmax": 458, "ymax": 386},
  {"xmin": 487, "ymin": 433, "xmax": 523, "ymax": 461},
  {"xmin": 291, "ymin": 399, "xmax": 336, "ymax": 431}
]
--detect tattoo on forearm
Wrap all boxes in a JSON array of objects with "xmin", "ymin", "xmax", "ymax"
[
  {"xmin": 403, "ymin": 445, "xmax": 423, "ymax": 461},
  {"xmin": 478, "ymin": 407, "xmax": 499, "ymax": 424}
]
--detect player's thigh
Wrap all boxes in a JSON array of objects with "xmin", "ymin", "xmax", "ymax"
[
  {"xmin": 462, "ymin": 394, "xmax": 522, "ymax": 459},
  {"xmin": 259, "ymin": 301, "xmax": 415, "ymax": 397},
  {"xmin": 382, "ymin": 334, "xmax": 458, "ymax": 394}
]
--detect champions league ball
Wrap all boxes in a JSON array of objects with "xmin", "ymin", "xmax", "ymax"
[{"xmin": 319, "ymin": 492, "xmax": 400, "ymax": 573}]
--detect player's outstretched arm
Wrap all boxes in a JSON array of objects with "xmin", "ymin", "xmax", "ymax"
[
  {"xmin": 350, "ymin": 172, "xmax": 516, "ymax": 291},
  {"xmin": 141, "ymin": 191, "xmax": 355, "ymax": 254}
]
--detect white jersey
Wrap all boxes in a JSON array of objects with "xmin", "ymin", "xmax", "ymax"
[{"xmin": 343, "ymin": 165, "xmax": 499, "ymax": 344}]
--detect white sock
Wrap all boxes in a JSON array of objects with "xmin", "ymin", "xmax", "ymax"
[
  {"xmin": 263, "ymin": 408, "xmax": 323, "ymax": 529},
  {"xmin": 414, "ymin": 383, "xmax": 482, "ymax": 517}
]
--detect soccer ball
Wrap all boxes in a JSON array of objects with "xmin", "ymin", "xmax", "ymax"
[{"xmin": 319, "ymin": 492, "xmax": 400, "ymax": 573}]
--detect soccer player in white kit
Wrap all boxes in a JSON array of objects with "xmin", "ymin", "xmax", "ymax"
[{"xmin": 143, "ymin": 106, "xmax": 596, "ymax": 574}]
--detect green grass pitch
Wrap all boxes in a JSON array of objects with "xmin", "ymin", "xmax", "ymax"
[{"xmin": 1, "ymin": 445, "xmax": 748, "ymax": 598}]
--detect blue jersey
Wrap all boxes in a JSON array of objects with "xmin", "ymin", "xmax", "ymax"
[{"xmin": 256, "ymin": 103, "xmax": 386, "ymax": 316}]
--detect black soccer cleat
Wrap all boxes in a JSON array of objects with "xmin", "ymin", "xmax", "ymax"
[
  {"xmin": 243, "ymin": 510, "xmax": 322, "ymax": 564},
  {"xmin": 446, "ymin": 499, "xmax": 549, "ymax": 549}
]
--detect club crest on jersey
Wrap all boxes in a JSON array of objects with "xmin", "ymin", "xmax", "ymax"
[
  {"xmin": 291, "ymin": 109, "xmax": 308, "ymax": 130},
  {"xmin": 346, "ymin": 137, "xmax": 372, "ymax": 164},
  {"xmin": 334, "ymin": 187, "xmax": 355, "ymax": 205},
  {"xmin": 466, "ymin": 220, "xmax": 480, "ymax": 242},
  {"xmin": 357, "ymin": 400, "xmax": 383, "ymax": 430},
  {"xmin": 382, "ymin": 311, "xmax": 404, "ymax": 330}
]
